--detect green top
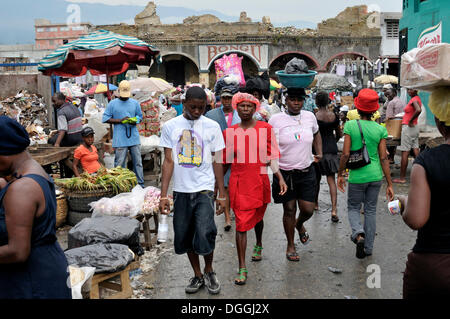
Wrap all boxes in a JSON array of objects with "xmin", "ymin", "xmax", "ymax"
[{"xmin": 343, "ymin": 120, "xmax": 388, "ymax": 184}]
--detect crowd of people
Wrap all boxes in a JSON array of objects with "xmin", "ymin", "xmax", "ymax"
[{"xmin": 0, "ymin": 71, "xmax": 449, "ymax": 299}]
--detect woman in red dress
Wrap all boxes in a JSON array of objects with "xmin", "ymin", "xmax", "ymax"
[{"xmin": 223, "ymin": 92, "xmax": 287, "ymax": 285}]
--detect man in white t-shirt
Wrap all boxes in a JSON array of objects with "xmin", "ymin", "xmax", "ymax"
[{"xmin": 159, "ymin": 86, "xmax": 226, "ymax": 295}]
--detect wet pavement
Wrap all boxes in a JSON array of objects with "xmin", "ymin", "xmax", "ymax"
[
  {"xmin": 56, "ymin": 157, "xmax": 417, "ymax": 299},
  {"xmin": 143, "ymin": 158, "xmax": 417, "ymax": 299}
]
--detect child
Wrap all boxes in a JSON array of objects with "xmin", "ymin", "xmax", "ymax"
[{"xmin": 72, "ymin": 127, "xmax": 101, "ymax": 177}]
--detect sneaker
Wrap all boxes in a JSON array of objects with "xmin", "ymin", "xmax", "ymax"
[
  {"xmin": 185, "ymin": 276, "xmax": 204, "ymax": 294},
  {"xmin": 204, "ymin": 271, "xmax": 221, "ymax": 294}
]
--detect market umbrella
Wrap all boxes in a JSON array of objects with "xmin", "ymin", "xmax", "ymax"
[
  {"xmin": 38, "ymin": 30, "xmax": 160, "ymax": 101},
  {"xmin": 374, "ymin": 74, "xmax": 399, "ymax": 84},
  {"xmin": 128, "ymin": 77, "xmax": 173, "ymax": 93},
  {"xmin": 86, "ymin": 83, "xmax": 118, "ymax": 95}
]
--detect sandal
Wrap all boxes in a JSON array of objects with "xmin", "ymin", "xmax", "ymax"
[
  {"xmin": 234, "ymin": 268, "xmax": 248, "ymax": 285},
  {"xmin": 392, "ymin": 178, "xmax": 407, "ymax": 184},
  {"xmin": 286, "ymin": 251, "xmax": 300, "ymax": 262},
  {"xmin": 299, "ymin": 231, "xmax": 310, "ymax": 245},
  {"xmin": 224, "ymin": 224, "xmax": 232, "ymax": 232},
  {"xmin": 251, "ymin": 245, "xmax": 263, "ymax": 262},
  {"xmin": 331, "ymin": 214, "xmax": 339, "ymax": 223}
]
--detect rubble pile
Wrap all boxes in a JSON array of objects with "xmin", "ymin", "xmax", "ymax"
[
  {"xmin": 0, "ymin": 90, "xmax": 49, "ymax": 127},
  {"xmin": 271, "ymin": 26, "xmax": 318, "ymax": 37}
]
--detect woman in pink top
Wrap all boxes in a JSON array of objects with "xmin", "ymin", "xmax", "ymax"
[
  {"xmin": 268, "ymin": 88, "xmax": 323, "ymax": 262},
  {"xmin": 393, "ymin": 89, "xmax": 422, "ymax": 184}
]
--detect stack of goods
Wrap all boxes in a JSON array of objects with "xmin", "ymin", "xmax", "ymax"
[
  {"xmin": 0, "ymin": 90, "xmax": 49, "ymax": 128},
  {"xmin": 214, "ymin": 53, "xmax": 246, "ymax": 87},
  {"xmin": 401, "ymin": 43, "xmax": 450, "ymax": 129},
  {"xmin": 140, "ymin": 99, "xmax": 160, "ymax": 137},
  {"xmin": 400, "ymin": 43, "xmax": 450, "ymax": 91},
  {"xmin": 55, "ymin": 167, "xmax": 138, "ymax": 195},
  {"xmin": 142, "ymin": 186, "xmax": 173, "ymax": 215}
]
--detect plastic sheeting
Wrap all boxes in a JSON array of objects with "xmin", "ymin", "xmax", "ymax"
[
  {"xmin": 214, "ymin": 54, "xmax": 246, "ymax": 87},
  {"xmin": 65, "ymin": 243, "xmax": 134, "ymax": 274},
  {"xmin": 67, "ymin": 216, "xmax": 143, "ymax": 255},
  {"xmin": 315, "ymin": 73, "xmax": 353, "ymax": 91},
  {"xmin": 285, "ymin": 58, "xmax": 309, "ymax": 74}
]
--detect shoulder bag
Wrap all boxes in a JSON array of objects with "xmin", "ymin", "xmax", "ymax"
[{"xmin": 346, "ymin": 120, "xmax": 371, "ymax": 170}]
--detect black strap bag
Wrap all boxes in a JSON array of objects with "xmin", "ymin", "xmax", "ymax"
[{"xmin": 346, "ymin": 120, "xmax": 371, "ymax": 170}]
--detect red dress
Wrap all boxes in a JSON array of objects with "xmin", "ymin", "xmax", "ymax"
[{"xmin": 223, "ymin": 121, "xmax": 280, "ymax": 232}]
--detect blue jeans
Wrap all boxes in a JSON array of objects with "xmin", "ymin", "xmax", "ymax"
[
  {"xmin": 114, "ymin": 145, "xmax": 145, "ymax": 187},
  {"xmin": 347, "ymin": 181, "xmax": 382, "ymax": 255}
]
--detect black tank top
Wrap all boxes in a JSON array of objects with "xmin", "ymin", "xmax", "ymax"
[{"xmin": 412, "ymin": 144, "xmax": 450, "ymax": 253}]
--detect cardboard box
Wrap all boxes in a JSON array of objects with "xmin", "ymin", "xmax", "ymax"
[
  {"xmin": 400, "ymin": 43, "xmax": 450, "ymax": 91},
  {"xmin": 385, "ymin": 119, "xmax": 402, "ymax": 140}
]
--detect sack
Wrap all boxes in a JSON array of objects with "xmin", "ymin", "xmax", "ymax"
[
  {"xmin": 67, "ymin": 215, "xmax": 143, "ymax": 255},
  {"xmin": 68, "ymin": 266, "xmax": 96, "ymax": 299},
  {"xmin": 346, "ymin": 120, "xmax": 371, "ymax": 169},
  {"xmin": 214, "ymin": 54, "xmax": 246, "ymax": 87},
  {"xmin": 285, "ymin": 58, "xmax": 309, "ymax": 74}
]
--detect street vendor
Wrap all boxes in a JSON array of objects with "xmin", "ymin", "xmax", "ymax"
[
  {"xmin": 48, "ymin": 92, "xmax": 83, "ymax": 147},
  {"xmin": 72, "ymin": 127, "xmax": 101, "ymax": 177},
  {"xmin": 102, "ymin": 80, "xmax": 145, "ymax": 188},
  {"xmin": 0, "ymin": 116, "xmax": 72, "ymax": 299}
]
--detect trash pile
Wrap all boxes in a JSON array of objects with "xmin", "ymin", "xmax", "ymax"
[{"xmin": 0, "ymin": 90, "xmax": 50, "ymax": 144}]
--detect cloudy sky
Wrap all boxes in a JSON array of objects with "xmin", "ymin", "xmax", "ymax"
[{"xmin": 67, "ymin": 0, "xmax": 402, "ymax": 24}]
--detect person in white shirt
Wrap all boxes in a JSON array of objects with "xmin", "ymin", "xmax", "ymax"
[{"xmin": 159, "ymin": 86, "xmax": 226, "ymax": 295}]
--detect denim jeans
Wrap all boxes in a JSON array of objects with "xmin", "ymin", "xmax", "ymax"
[
  {"xmin": 114, "ymin": 145, "xmax": 145, "ymax": 187},
  {"xmin": 347, "ymin": 181, "xmax": 382, "ymax": 255}
]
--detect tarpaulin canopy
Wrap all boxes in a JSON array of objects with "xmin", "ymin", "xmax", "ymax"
[
  {"xmin": 128, "ymin": 77, "xmax": 173, "ymax": 93},
  {"xmin": 38, "ymin": 30, "xmax": 160, "ymax": 77}
]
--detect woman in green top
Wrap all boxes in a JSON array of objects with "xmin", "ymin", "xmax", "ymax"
[{"xmin": 337, "ymin": 89, "xmax": 394, "ymax": 259}]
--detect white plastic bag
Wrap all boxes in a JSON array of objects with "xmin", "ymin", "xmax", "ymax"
[
  {"xmin": 90, "ymin": 185, "xmax": 147, "ymax": 218},
  {"xmin": 103, "ymin": 152, "xmax": 115, "ymax": 169},
  {"xmin": 87, "ymin": 110, "xmax": 109, "ymax": 143},
  {"xmin": 68, "ymin": 265, "xmax": 96, "ymax": 299}
]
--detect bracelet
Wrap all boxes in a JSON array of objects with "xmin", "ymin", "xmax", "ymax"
[
  {"xmin": 160, "ymin": 197, "xmax": 169, "ymax": 200},
  {"xmin": 216, "ymin": 197, "xmax": 226, "ymax": 201}
]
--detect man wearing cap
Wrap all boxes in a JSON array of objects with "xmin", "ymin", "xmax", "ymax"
[
  {"xmin": 49, "ymin": 92, "xmax": 83, "ymax": 147},
  {"xmin": 102, "ymin": 80, "xmax": 145, "ymax": 187},
  {"xmin": 72, "ymin": 127, "xmax": 101, "ymax": 177},
  {"xmin": 205, "ymin": 88, "xmax": 241, "ymax": 231}
]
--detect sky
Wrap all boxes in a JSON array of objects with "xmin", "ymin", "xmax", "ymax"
[
  {"xmin": 67, "ymin": 0, "xmax": 402, "ymax": 24},
  {"xmin": 0, "ymin": 0, "xmax": 403, "ymax": 45}
]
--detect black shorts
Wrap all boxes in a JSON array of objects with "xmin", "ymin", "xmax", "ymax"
[
  {"xmin": 272, "ymin": 166, "xmax": 317, "ymax": 203},
  {"xmin": 173, "ymin": 190, "xmax": 217, "ymax": 256}
]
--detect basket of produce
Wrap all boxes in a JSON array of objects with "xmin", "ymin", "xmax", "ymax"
[
  {"xmin": 56, "ymin": 193, "xmax": 68, "ymax": 228},
  {"xmin": 55, "ymin": 167, "xmax": 138, "ymax": 213},
  {"xmin": 276, "ymin": 70, "xmax": 318, "ymax": 89}
]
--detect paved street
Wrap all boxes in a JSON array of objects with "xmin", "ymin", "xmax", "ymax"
[{"xmin": 146, "ymin": 162, "xmax": 417, "ymax": 299}]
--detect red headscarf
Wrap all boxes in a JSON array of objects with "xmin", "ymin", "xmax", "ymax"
[{"xmin": 231, "ymin": 92, "xmax": 261, "ymax": 111}]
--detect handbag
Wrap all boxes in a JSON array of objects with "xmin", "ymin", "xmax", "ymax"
[{"xmin": 346, "ymin": 120, "xmax": 371, "ymax": 169}]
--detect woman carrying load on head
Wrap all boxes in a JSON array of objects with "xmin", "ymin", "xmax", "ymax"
[
  {"xmin": 268, "ymin": 88, "xmax": 323, "ymax": 262},
  {"xmin": 222, "ymin": 92, "xmax": 287, "ymax": 285}
]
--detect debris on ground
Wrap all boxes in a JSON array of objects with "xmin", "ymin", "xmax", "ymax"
[{"xmin": 328, "ymin": 266, "xmax": 343, "ymax": 274}]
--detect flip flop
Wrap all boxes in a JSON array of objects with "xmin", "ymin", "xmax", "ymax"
[
  {"xmin": 251, "ymin": 245, "xmax": 263, "ymax": 262},
  {"xmin": 286, "ymin": 252, "xmax": 300, "ymax": 262},
  {"xmin": 224, "ymin": 224, "xmax": 232, "ymax": 232},
  {"xmin": 331, "ymin": 215, "xmax": 340, "ymax": 223},
  {"xmin": 392, "ymin": 178, "xmax": 407, "ymax": 184},
  {"xmin": 234, "ymin": 268, "xmax": 248, "ymax": 285},
  {"xmin": 299, "ymin": 231, "xmax": 310, "ymax": 245}
]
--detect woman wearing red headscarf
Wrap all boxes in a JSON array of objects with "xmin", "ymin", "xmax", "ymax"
[
  {"xmin": 222, "ymin": 93, "xmax": 287, "ymax": 285},
  {"xmin": 337, "ymin": 89, "xmax": 394, "ymax": 259}
]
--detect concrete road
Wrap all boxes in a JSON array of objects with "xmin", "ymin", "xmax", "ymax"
[{"xmin": 147, "ymin": 163, "xmax": 417, "ymax": 299}]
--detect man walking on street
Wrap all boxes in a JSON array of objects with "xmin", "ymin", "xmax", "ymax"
[
  {"xmin": 384, "ymin": 88, "xmax": 406, "ymax": 164},
  {"xmin": 159, "ymin": 86, "xmax": 227, "ymax": 295},
  {"xmin": 102, "ymin": 80, "xmax": 145, "ymax": 187},
  {"xmin": 205, "ymin": 88, "xmax": 241, "ymax": 231}
]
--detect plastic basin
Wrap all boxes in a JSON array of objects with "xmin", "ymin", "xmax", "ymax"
[{"xmin": 276, "ymin": 70, "xmax": 318, "ymax": 88}]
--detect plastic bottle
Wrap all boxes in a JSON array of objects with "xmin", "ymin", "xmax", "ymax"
[{"xmin": 157, "ymin": 214, "xmax": 168, "ymax": 243}]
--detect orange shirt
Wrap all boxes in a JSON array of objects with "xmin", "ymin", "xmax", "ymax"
[{"xmin": 74, "ymin": 145, "xmax": 101, "ymax": 174}]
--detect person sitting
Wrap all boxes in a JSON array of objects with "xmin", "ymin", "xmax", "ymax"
[{"xmin": 72, "ymin": 127, "xmax": 101, "ymax": 177}]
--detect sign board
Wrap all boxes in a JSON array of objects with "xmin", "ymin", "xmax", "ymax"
[
  {"xmin": 199, "ymin": 44, "xmax": 269, "ymax": 71},
  {"xmin": 417, "ymin": 22, "xmax": 442, "ymax": 48}
]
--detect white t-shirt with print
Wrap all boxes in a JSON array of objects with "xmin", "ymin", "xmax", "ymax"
[{"xmin": 159, "ymin": 115, "xmax": 225, "ymax": 193}]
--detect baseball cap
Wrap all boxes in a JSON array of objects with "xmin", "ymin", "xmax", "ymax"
[
  {"xmin": 81, "ymin": 126, "xmax": 95, "ymax": 137},
  {"xmin": 118, "ymin": 80, "xmax": 131, "ymax": 98},
  {"xmin": 220, "ymin": 88, "xmax": 234, "ymax": 98}
]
